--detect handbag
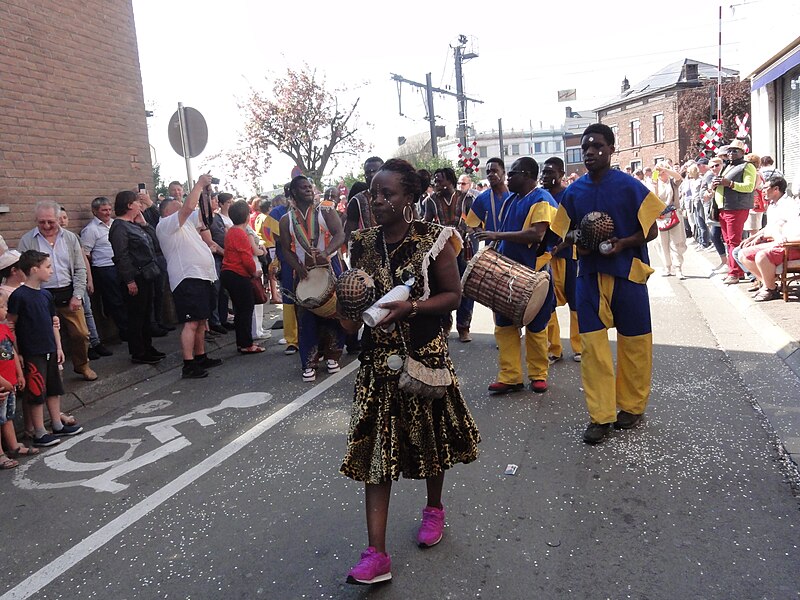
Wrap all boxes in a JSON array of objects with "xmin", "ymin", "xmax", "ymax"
[
  {"xmin": 656, "ymin": 206, "xmax": 680, "ymax": 231},
  {"xmin": 707, "ymin": 198, "xmax": 721, "ymax": 222},
  {"xmin": 398, "ymin": 355, "xmax": 452, "ymax": 400},
  {"xmin": 395, "ymin": 323, "xmax": 452, "ymax": 400},
  {"xmin": 137, "ymin": 260, "xmax": 161, "ymax": 281},
  {"xmin": 251, "ymin": 276, "xmax": 268, "ymax": 305}
]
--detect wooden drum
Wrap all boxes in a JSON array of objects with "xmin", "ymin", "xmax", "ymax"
[
  {"xmin": 461, "ymin": 247, "xmax": 550, "ymax": 327},
  {"xmin": 295, "ymin": 266, "xmax": 337, "ymax": 318}
]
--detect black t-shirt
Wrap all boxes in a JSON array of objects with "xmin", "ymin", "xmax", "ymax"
[{"xmin": 8, "ymin": 285, "xmax": 57, "ymax": 356}]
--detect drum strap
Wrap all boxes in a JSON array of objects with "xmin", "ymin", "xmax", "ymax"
[{"xmin": 289, "ymin": 205, "xmax": 319, "ymax": 255}]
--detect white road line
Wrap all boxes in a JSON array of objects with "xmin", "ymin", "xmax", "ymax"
[{"xmin": 0, "ymin": 360, "xmax": 359, "ymax": 600}]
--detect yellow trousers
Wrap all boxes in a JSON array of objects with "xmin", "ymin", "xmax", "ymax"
[
  {"xmin": 495, "ymin": 326, "xmax": 549, "ymax": 384},
  {"xmin": 580, "ymin": 330, "xmax": 652, "ymax": 424},
  {"xmin": 546, "ymin": 309, "xmax": 581, "ymax": 358},
  {"xmin": 283, "ymin": 303, "xmax": 298, "ymax": 347}
]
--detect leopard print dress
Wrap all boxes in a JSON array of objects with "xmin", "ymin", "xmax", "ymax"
[{"xmin": 340, "ymin": 221, "xmax": 480, "ymax": 484}]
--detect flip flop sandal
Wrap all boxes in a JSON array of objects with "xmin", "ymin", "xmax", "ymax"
[
  {"xmin": 238, "ymin": 346, "xmax": 265, "ymax": 354},
  {"xmin": 0, "ymin": 456, "xmax": 19, "ymax": 469},
  {"xmin": 7, "ymin": 445, "xmax": 40, "ymax": 458}
]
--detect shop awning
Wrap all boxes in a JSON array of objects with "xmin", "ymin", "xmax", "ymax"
[{"xmin": 751, "ymin": 44, "xmax": 800, "ymax": 91}]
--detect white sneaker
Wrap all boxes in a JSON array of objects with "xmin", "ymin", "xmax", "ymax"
[
  {"xmin": 661, "ymin": 268, "xmax": 674, "ymax": 277},
  {"xmin": 279, "ymin": 338, "xmax": 287, "ymax": 345},
  {"xmin": 302, "ymin": 368, "xmax": 316, "ymax": 382},
  {"xmin": 714, "ymin": 263, "xmax": 729, "ymax": 274},
  {"xmin": 572, "ymin": 353, "xmax": 582, "ymax": 363},
  {"xmin": 326, "ymin": 359, "xmax": 341, "ymax": 374},
  {"xmin": 676, "ymin": 268, "xmax": 686, "ymax": 280},
  {"xmin": 254, "ymin": 330, "xmax": 272, "ymax": 340}
]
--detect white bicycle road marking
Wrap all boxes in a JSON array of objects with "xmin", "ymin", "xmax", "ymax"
[
  {"xmin": 1, "ymin": 359, "xmax": 358, "ymax": 600},
  {"xmin": 13, "ymin": 392, "xmax": 273, "ymax": 493}
]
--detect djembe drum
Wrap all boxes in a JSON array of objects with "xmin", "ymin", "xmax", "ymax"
[
  {"xmin": 461, "ymin": 247, "xmax": 550, "ymax": 328},
  {"xmin": 576, "ymin": 211, "xmax": 615, "ymax": 252},
  {"xmin": 335, "ymin": 269, "xmax": 378, "ymax": 321},
  {"xmin": 295, "ymin": 266, "xmax": 337, "ymax": 318}
]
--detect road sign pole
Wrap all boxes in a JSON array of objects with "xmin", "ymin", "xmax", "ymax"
[{"xmin": 177, "ymin": 103, "xmax": 194, "ymax": 189}]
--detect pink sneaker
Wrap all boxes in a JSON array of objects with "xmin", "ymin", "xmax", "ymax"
[
  {"xmin": 417, "ymin": 505, "xmax": 445, "ymax": 547},
  {"xmin": 346, "ymin": 547, "xmax": 392, "ymax": 585}
]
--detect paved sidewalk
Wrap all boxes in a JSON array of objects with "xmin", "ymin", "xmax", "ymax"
[
  {"xmin": 60, "ymin": 304, "xmax": 286, "ymax": 415},
  {"xmin": 684, "ymin": 241, "xmax": 800, "ymax": 377}
]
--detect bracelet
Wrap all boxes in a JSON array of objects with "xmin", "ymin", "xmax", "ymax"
[{"xmin": 408, "ymin": 299, "xmax": 418, "ymax": 319}]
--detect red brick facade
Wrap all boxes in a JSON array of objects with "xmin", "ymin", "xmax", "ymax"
[
  {"xmin": 598, "ymin": 93, "xmax": 682, "ymax": 171},
  {"xmin": 0, "ymin": 0, "xmax": 151, "ymax": 244}
]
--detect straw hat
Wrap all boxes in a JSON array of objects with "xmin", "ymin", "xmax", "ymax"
[
  {"xmin": 727, "ymin": 139, "xmax": 748, "ymax": 151},
  {"xmin": 0, "ymin": 235, "xmax": 21, "ymax": 271}
]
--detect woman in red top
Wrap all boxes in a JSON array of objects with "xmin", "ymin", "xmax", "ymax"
[{"xmin": 222, "ymin": 201, "xmax": 264, "ymax": 353}]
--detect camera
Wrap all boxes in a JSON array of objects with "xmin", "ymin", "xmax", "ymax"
[{"xmin": 210, "ymin": 177, "xmax": 220, "ymax": 185}]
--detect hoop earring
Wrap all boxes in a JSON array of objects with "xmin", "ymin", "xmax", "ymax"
[{"xmin": 403, "ymin": 204, "xmax": 413, "ymax": 224}]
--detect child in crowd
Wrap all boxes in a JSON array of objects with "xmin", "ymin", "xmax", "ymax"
[
  {"xmin": 0, "ymin": 291, "xmax": 31, "ymax": 468},
  {"xmin": 7, "ymin": 250, "xmax": 83, "ymax": 447}
]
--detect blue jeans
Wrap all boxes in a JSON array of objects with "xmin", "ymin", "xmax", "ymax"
[
  {"xmin": 693, "ymin": 200, "xmax": 710, "ymax": 247},
  {"xmin": 731, "ymin": 246, "xmax": 753, "ymax": 279},
  {"xmin": 709, "ymin": 224, "xmax": 726, "ymax": 257},
  {"xmin": 456, "ymin": 253, "xmax": 474, "ymax": 331}
]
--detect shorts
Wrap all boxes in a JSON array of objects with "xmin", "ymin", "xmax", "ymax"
[
  {"xmin": 173, "ymin": 278, "xmax": 215, "ymax": 323},
  {"xmin": 740, "ymin": 241, "xmax": 800, "ymax": 266},
  {"xmin": 23, "ymin": 354, "xmax": 64, "ymax": 405},
  {"xmin": 0, "ymin": 390, "xmax": 16, "ymax": 424}
]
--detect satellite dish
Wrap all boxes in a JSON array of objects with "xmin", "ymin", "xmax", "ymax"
[{"xmin": 168, "ymin": 107, "xmax": 208, "ymax": 158}]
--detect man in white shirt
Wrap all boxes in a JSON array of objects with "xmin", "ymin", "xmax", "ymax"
[
  {"xmin": 739, "ymin": 176, "xmax": 800, "ymax": 301},
  {"xmin": 80, "ymin": 196, "xmax": 129, "ymax": 343},
  {"xmin": 17, "ymin": 201, "xmax": 97, "ymax": 380},
  {"xmin": 156, "ymin": 175, "xmax": 222, "ymax": 379}
]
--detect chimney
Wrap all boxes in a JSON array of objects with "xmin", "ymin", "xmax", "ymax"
[
  {"xmin": 684, "ymin": 62, "xmax": 699, "ymax": 81},
  {"xmin": 621, "ymin": 77, "xmax": 630, "ymax": 93},
  {"xmin": 565, "ymin": 106, "xmax": 573, "ymax": 118}
]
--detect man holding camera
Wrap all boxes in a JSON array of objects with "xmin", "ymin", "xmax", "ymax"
[
  {"xmin": 156, "ymin": 175, "xmax": 223, "ymax": 379},
  {"xmin": 710, "ymin": 139, "xmax": 757, "ymax": 284}
]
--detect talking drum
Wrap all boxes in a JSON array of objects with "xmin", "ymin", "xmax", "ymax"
[
  {"xmin": 295, "ymin": 267, "xmax": 337, "ymax": 318},
  {"xmin": 336, "ymin": 269, "xmax": 377, "ymax": 321},
  {"xmin": 461, "ymin": 247, "xmax": 550, "ymax": 328}
]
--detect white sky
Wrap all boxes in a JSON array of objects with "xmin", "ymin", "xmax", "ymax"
[{"xmin": 132, "ymin": 0, "xmax": 774, "ymax": 192}]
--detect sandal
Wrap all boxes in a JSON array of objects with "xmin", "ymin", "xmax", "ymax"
[
  {"xmin": 61, "ymin": 413, "xmax": 77, "ymax": 426},
  {"xmin": 238, "ymin": 345, "xmax": 265, "ymax": 354},
  {"xmin": 7, "ymin": 445, "xmax": 40, "ymax": 458},
  {"xmin": 0, "ymin": 455, "xmax": 19, "ymax": 470}
]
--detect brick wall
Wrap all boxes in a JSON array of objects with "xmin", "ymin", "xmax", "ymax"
[
  {"xmin": 0, "ymin": 0, "xmax": 151, "ymax": 245},
  {"xmin": 600, "ymin": 93, "xmax": 681, "ymax": 171}
]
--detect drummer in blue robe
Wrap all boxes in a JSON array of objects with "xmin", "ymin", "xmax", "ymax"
[
  {"xmin": 464, "ymin": 157, "xmax": 511, "ymax": 236},
  {"xmin": 541, "ymin": 157, "xmax": 582, "ymax": 364},
  {"xmin": 475, "ymin": 157, "xmax": 558, "ymax": 395},
  {"xmin": 551, "ymin": 124, "xmax": 664, "ymax": 444}
]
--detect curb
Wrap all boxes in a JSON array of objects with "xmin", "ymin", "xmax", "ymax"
[{"xmin": 59, "ymin": 334, "xmax": 240, "ymax": 414}]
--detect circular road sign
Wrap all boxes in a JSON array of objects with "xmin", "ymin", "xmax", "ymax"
[{"xmin": 168, "ymin": 107, "xmax": 208, "ymax": 158}]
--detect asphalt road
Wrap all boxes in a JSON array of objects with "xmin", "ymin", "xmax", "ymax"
[{"xmin": 1, "ymin": 251, "xmax": 799, "ymax": 600}]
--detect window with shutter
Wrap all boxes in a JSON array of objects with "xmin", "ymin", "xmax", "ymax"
[{"xmin": 780, "ymin": 69, "xmax": 800, "ymax": 192}]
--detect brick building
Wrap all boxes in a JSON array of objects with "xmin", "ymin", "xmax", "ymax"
[
  {"xmin": 0, "ymin": 0, "xmax": 151, "ymax": 245},
  {"xmin": 594, "ymin": 59, "xmax": 738, "ymax": 171}
]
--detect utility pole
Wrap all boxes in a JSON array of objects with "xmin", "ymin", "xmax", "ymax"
[
  {"xmin": 426, "ymin": 73, "xmax": 437, "ymax": 157},
  {"xmin": 453, "ymin": 34, "xmax": 479, "ymax": 148},
  {"xmin": 498, "ymin": 118, "xmax": 505, "ymax": 163},
  {"xmin": 391, "ymin": 72, "xmax": 483, "ymax": 158}
]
